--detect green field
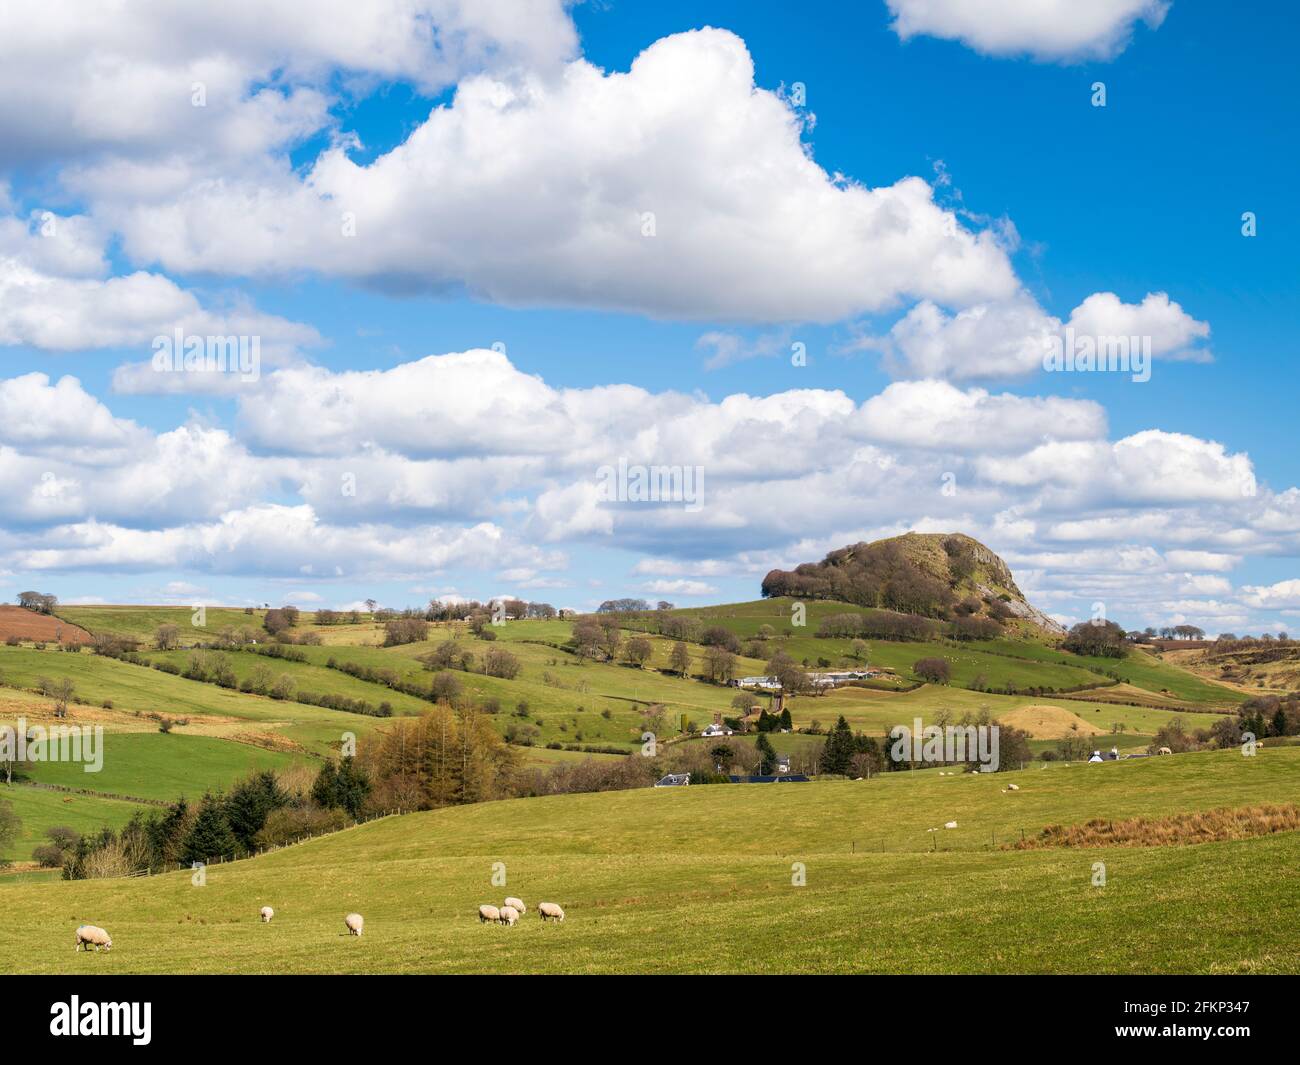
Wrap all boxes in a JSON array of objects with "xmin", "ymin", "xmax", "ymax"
[
  {"xmin": 1, "ymin": 746, "xmax": 1297, "ymax": 973},
  {"xmin": 0, "ymin": 602, "xmax": 1251, "ymax": 893},
  {"xmin": 0, "ymin": 786, "xmax": 149, "ymax": 862},
  {"xmin": 0, "ymin": 645, "xmax": 387, "ymax": 753},
  {"xmin": 142, "ymin": 647, "xmax": 435, "ymax": 717},
  {"xmin": 57, "ymin": 606, "xmax": 273, "ymax": 644},
  {"xmin": 21, "ymin": 733, "xmax": 300, "ymax": 803},
  {"xmin": 0, "ymin": 732, "xmax": 303, "ymax": 861}
]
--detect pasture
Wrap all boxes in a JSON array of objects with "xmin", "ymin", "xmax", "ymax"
[{"xmin": 1, "ymin": 746, "xmax": 1296, "ymax": 974}]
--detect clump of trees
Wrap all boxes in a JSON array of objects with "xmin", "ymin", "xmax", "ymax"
[
  {"xmin": 63, "ymin": 766, "xmax": 365, "ymax": 879},
  {"xmin": 483, "ymin": 648, "xmax": 521, "ymax": 679},
  {"xmin": 622, "ymin": 636, "xmax": 653, "ymax": 668},
  {"xmin": 16, "ymin": 591, "xmax": 58, "ymax": 614},
  {"xmin": 913, "ymin": 657, "xmax": 951, "ymax": 684},
  {"xmin": 1061, "ymin": 619, "xmax": 1129, "ymax": 659},
  {"xmin": 263, "ymin": 607, "xmax": 300, "ymax": 636},
  {"xmin": 383, "ymin": 617, "xmax": 429, "ymax": 646},
  {"xmin": 762, "ymin": 540, "xmax": 957, "ymax": 618},
  {"xmin": 1157, "ymin": 625, "xmax": 1207, "ymax": 640},
  {"xmin": 359, "ymin": 707, "xmax": 518, "ymax": 809},
  {"xmin": 1238, "ymin": 694, "xmax": 1300, "ymax": 741},
  {"xmin": 596, "ymin": 599, "xmax": 650, "ymax": 614},
  {"xmin": 950, "ymin": 616, "xmax": 1004, "ymax": 641},
  {"xmin": 699, "ymin": 626, "xmax": 742, "ymax": 653},
  {"xmin": 815, "ymin": 610, "xmax": 938, "ymax": 642},
  {"xmin": 32, "ymin": 825, "xmax": 80, "ymax": 868},
  {"xmin": 571, "ymin": 616, "xmax": 623, "ymax": 661},
  {"xmin": 701, "ymin": 645, "xmax": 737, "ymax": 684},
  {"xmin": 818, "ymin": 716, "xmax": 884, "ymax": 777}
]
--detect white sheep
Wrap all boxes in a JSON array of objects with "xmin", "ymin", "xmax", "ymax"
[
  {"xmin": 503, "ymin": 896, "xmax": 526, "ymax": 914},
  {"xmin": 1007, "ymin": 783, "xmax": 1019, "ymax": 791},
  {"xmin": 260, "ymin": 906, "xmax": 274, "ymax": 923},
  {"xmin": 75, "ymin": 925, "xmax": 112, "ymax": 952},
  {"xmin": 538, "ymin": 902, "xmax": 565, "ymax": 922},
  {"xmin": 499, "ymin": 905, "xmax": 519, "ymax": 926},
  {"xmin": 479, "ymin": 904, "xmax": 501, "ymax": 924},
  {"xmin": 944, "ymin": 820, "xmax": 958, "ymax": 829},
  {"xmin": 344, "ymin": 913, "xmax": 364, "ymax": 936}
]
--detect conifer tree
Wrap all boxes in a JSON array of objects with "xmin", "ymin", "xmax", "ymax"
[
  {"xmin": 182, "ymin": 794, "xmax": 237, "ymax": 864},
  {"xmin": 818, "ymin": 715, "xmax": 855, "ymax": 775}
]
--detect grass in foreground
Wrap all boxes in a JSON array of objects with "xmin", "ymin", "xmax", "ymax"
[{"xmin": 1, "ymin": 747, "xmax": 1296, "ymax": 974}]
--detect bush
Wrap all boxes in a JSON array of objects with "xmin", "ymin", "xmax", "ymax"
[
  {"xmin": 699, "ymin": 626, "xmax": 742, "ymax": 653},
  {"xmin": 383, "ymin": 617, "xmax": 429, "ymax": 646},
  {"xmin": 913, "ymin": 657, "xmax": 951, "ymax": 684},
  {"xmin": 483, "ymin": 648, "xmax": 521, "ymax": 679},
  {"xmin": 1061, "ymin": 619, "xmax": 1129, "ymax": 659}
]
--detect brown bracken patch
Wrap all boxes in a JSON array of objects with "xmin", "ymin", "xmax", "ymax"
[{"xmin": 1009, "ymin": 803, "xmax": 1300, "ymax": 849}]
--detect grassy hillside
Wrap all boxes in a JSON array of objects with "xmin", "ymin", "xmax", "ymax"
[
  {"xmin": 0, "ymin": 645, "xmax": 386, "ymax": 753},
  {"xmin": 1, "ymin": 746, "xmax": 1297, "ymax": 974},
  {"xmin": 799, "ymin": 684, "xmax": 1222, "ymax": 740},
  {"xmin": 0, "ymin": 786, "xmax": 149, "ymax": 862},
  {"xmin": 58, "ymin": 606, "xmax": 269, "ymax": 644},
  {"xmin": 665, "ymin": 598, "xmax": 1242, "ymax": 707},
  {"xmin": 0, "ymin": 603, "xmax": 1250, "ymax": 869},
  {"xmin": 21, "ymin": 733, "xmax": 298, "ymax": 803}
]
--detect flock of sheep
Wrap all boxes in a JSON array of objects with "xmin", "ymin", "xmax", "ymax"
[
  {"xmin": 478, "ymin": 897, "xmax": 565, "ymax": 925},
  {"xmin": 74, "ymin": 896, "xmax": 565, "ymax": 953}
]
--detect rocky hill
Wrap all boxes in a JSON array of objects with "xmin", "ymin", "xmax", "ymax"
[{"xmin": 760, "ymin": 531, "xmax": 1064, "ymax": 635}]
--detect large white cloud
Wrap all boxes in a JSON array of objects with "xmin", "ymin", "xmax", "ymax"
[
  {"xmin": 4, "ymin": 504, "xmax": 559, "ymax": 579},
  {"xmin": 0, "ymin": 0, "xmax": 577, "ymax": 166},
  {"xmin": 0, "ymin": 373, "xmax": 142, "ymax": 454},
  {"xmin": 87, "ymin": 29, "xmax": 1019, "ymax": 323},
  {"xmin": 976, "ymin": 430, "xmax": 1256, "ymax": 505},
  {"xmin": 0, "ymin": 350, "xmax": 1294, "ymax": 632},
  {"xmin": 855, "ymin": 379, "xmax": 1105, "ymax": 451},
  {"xmin": 1066, "ymin": 291, "xmax": 1211, "ymax": 362},
  {"xmin": 867, "ymin": 290, "xmax": 1210, "ymax": 381},
  {"xmin": 0, "ymin": 211, "xmax": 319, "ymax": 361},
  {"xmin": 885, "ymin": 0, "xmax": 1170, "ymax": 61},
  {"xmin": 1239, "ymin": 580, "xmax": 1300, "ymax": 611}
]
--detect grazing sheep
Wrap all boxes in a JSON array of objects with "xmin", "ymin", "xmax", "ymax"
[
  {"xmin": 344, "ymin": 913, "xmax": 364, "ymax": 936},
  {"xmin": 538, "ymin": 902, "xmax": 565, "ymax": 922},
  {"xmin": 1007, "ymin": 783, "xmax": 1019, "ymax": 791},
  {"xmin": 1157, "ymin": 746, "xmax": 1172, "ymax": 756},
  {"xmin": 75, "ymin": 925, "xmax": 112, "ymax": 952},
  {"xmin": 943, "ymin": 821, "xmax": 958, "ymax": 829},
  {"xmin": 503, "ymin": 896, "xmax": 526, "ymax": 914},
  {"xmin": 260, "ymin": 906, "xmax": 274, "ymax": 923},
  {"xmin": 499, "ymin": 905, "xmax": 519, "ymax": 926},
  {"xmin": 479, "ymin": 904, "xmax": 501, "ymax": 924}
]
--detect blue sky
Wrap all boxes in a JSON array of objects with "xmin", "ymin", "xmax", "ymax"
[{"xmin": 0, "ymin": 0, "xmax": 1296, "ymax": 634}]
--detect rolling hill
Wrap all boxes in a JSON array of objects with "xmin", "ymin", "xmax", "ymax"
[
  {"xmin": 2, "ymin": 746, "xmax": 1297, "ymax": 974},
  {"xmin": 760, "ymin": 531, "xmax": 1065, "ymax": 634}
]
